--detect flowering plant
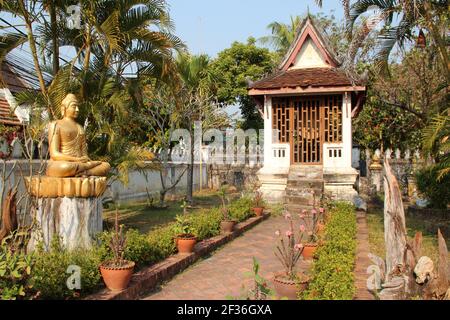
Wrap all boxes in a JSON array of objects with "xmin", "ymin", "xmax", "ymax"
[
  {"xmin": 298, "ymin": 207, "xmax": 326, "ymax": 244},
  {"xmin": 274, "ymin": 212, "xmax": 307, "ymax": 281},
  {"xmin": 253, "ymin": 190, "xmax": 265, "ymax": 208},
  {"xmin": 218, "ymin": 185, "xmax": 231, "ymax": 220}
]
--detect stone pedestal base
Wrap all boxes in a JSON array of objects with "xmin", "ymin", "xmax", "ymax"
[
  {"xmin": 28, "ymin": 197, "xmax": 103, "ymax": 251},
  {"xmin": 257, "ymin": 167, "xmax": 289, "ymax": 204},
  {"xmin": 324, "ymin": 168, "xmax": 362, "ymax": 206}
]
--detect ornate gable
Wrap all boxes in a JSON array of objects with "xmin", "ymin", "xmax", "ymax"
[{"xmin": 279, "ymin": 16, "xmax": 340, "ymax": 71}]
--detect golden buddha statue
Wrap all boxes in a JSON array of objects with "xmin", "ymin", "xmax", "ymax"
[{"xmin": 46, "ymin": 94, "xmax": 111, "ymax": 178}]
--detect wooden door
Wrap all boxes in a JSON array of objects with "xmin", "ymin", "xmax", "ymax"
[
  {"xmin": 291, "ymin": 97, "xmax": 323, "ymax": 164},
  {"xmin": 272, "ymin": 95, "xmax": 343, "ymax": 165}
]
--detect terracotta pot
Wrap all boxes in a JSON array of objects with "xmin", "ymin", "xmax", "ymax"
[
  {"xmin": 317, "ymin": 223, "xmax": 326, "ymax": 235},
  {"xmin": 220, "ymin": 220, "xmax": 236, "ymax": 233},
  {"xmin": 176, "ymin": 235, "xmax": 197, "ymax": 254},
  {"xmin": 100, "ymin": 260, "xmax": 135, "ymax": 292},
  {"xmin": 272, "ymin": 273, "xmax": 309, "ymax": 300},
  {"xmin": 252, "ymin": 207, "xmax": 264, "ymax": 217},
  {"xmin": 302, "ymin": 243, "xmax": 318, "ymax": 260}
]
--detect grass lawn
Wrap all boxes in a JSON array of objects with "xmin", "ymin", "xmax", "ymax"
[
  {"xmin": 103, "ymin": 189, "xmax": 230, "ymax": 234},
  {"xmin": 367, "ymin": 207, "xmax": 450, "ymax": 263}
]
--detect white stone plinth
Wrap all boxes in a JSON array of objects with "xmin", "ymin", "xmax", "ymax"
[{"xmin": 28, "ymin": 197, "xmax": 103, "ymax": 251}]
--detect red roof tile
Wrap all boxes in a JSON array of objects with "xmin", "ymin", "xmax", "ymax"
[
  {"xmin": 249, "ymin": 68, "xmax": 356, "ymax": 90},
  {"xmin": 0, "ymin": 98, "xmax": 20, "ymax": 126}
]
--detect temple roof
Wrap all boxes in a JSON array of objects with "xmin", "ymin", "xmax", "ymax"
[
  {"xmin": 249, "ymin": 16, "xmax": 365, "ymax": 95},
  {"xmin": 0, "ymin": 98, "xmax": 20, "ymax": 126},
  {"xmin": 249, "ymin": 67, "xmax": 354, "ymax": 90}
]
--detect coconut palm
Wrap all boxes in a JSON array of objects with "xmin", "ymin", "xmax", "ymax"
[
  {"xmin": 175, "ymin": 53, "xmax": 229, "ymax": 204},
  {"xmin": 339, "ymin": 0, "xmax": 449, "ymax": 76},
  {"xmin": 1, "ymin": 0, "xmax": 184, "ymax": 183},
  {"xmin": 258, "ymin": 15, "xmax": 302, "ymax": 57},
  {"xmin": 422, "ymin": 109, "xmax": 450, "ymax": 180}
]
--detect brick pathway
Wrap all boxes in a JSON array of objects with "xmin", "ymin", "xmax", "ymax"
[
  {"xmin": 143, "ymin": 215, "xmax": 311, "ymax": 300},
  {"xmin": 354, "ymin": 211, "xmax": 376, "ymax": 300}
]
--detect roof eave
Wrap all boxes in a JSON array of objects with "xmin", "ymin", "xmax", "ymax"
[{"xmin": 249, "ymin": 85, "xmax": 366, "ymax": 96}]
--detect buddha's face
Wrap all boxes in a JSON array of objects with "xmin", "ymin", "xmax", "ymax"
[{"xmin": 64, "ymin": 102, "xmax": 79, "ymax": 119}]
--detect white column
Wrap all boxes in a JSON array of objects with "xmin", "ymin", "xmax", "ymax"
[
  {"xmin": 342, "ymin": 92, "xmax": 352, "ymax": 168},
  {"xmin": 263, "ymin": 96, "xmax": 273, "ymax": 169}
]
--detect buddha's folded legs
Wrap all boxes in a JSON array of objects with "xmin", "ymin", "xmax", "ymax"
[{"xmin": 46, "ymin": 161, "xmax": 110, "ymax": 177}]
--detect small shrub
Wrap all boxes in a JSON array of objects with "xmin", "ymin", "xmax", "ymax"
[
  {"xmin": 229, "ymin": 197, "xmax": 253, "ymax": 222},
  {"xmin": 0, "ymin": 236, "xmax": 35, "ymax": 300},
  {"xmin": 416, "ymin": 166, "xmax": 450, "ymax": 209},
  {"xmin": 32, "ymin": 237, "xmax": 102, "ymax": 299},
  {"xmin": 147, "ymin": 225, "xmax": 177, "ymax": 262},
  {"xmin": 190, "ymin": 208, "xmax": 222, "ymax": 241},
  {"xmin": 302, "ymin": 202, "xmax": 357, "ymax": 300}
]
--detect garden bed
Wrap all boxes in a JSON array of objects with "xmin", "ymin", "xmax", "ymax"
[
  {"xmin": 302, "ymin": 203, "xmax": 357, "ymax": 300},
  {"xmin": 86, "ymin": 213, "xmax": 270, "ymax": 300}
]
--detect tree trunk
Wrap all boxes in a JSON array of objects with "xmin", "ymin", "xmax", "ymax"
[
  {"xmin": 383, "ymin": 158, "xmax": 407, "ymax": 279},
  {"xmin": 50, "ymin": 1, "xmax": 59, "ymax": 75},
  {"xmin": 159, "ymin": 189, "xmax": 167, "ymax": 207},
  {"xmin": 186, "ymin": 129, "xmax": 194, "ymax": 205},
  {"xmin": 0, "ymin": 188, "xmax": 18, "ymax": 242}
]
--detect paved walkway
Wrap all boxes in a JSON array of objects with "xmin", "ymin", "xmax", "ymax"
[
  {"xmin": 143, "ymin": 215, "xmax": 311, "ymax": 300},
  {"xmin": 354, "ymin": 211, "xmax": 376, "ymax": 300}
]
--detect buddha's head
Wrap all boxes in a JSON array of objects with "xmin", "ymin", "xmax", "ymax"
[{"xmin": 61, "ymin": 94, "xmax": 80, "ymax": 119}]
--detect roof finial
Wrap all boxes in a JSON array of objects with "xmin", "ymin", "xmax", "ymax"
[{"xmin": 307, "ymin": 5, "xmax": 310, "ymax": 18}]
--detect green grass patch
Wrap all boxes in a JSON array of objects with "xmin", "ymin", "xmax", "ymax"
[{"xmin": 366, "ymin": 208, "xmax": 449, "ymax": 263}]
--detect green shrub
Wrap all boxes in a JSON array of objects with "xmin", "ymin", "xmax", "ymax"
[
  {"xmin": 229, "ymin": 197, "xmax": 254, "ymax": 222},
  {"xmin": 190, "ymin": 208, "xmax": 222, "ymax": 241},
  {"xmin": 97, "ymin": 229, "xmax": 154, "ymax": 269},
  {"xmin": 146, "ymin": 224, "xmax": 178, "ymax": 262},
  {"xmin": 416, "ymin": 166, "xmax": 450, "ymax": 209},
  {"xmin": 0, "ymin": 237, "xmax": 35, "ymax": 300},
  {"xmin": 7, "ymin": 195, "xmax": 258, "ymax": 300},
  {"xmin": 302, "ymin": 202, "xmax": 357, "ymax": 300},
  {"xmin": 31, "ymin": 238, "xmax": 102, "ymax": 299}
]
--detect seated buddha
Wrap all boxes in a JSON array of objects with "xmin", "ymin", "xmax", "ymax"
[{"xmin": 46, "ymin": 94, "xmax": 111, "ymax": 178}]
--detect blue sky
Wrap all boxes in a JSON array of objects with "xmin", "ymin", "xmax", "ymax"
[{"xmin": 166, "ymin": 0, "xmax": 343, "ymax": 57}]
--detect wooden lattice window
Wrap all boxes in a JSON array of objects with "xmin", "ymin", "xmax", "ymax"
[
  {"xmin": 272, "ymin": 98, "xmax": 290, "ymax": 143},
  {"xmin": 324, "ymin": 95, "xmax": 343, "ymax": 143}
]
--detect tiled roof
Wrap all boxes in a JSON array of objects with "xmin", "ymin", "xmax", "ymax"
[
  {"xmin": 0, "ymin": 98, "xmax": 20, "ymax": 126},
  {"xmin": 1, "ymin": 63, "xmax": 31, "ymax": 93},
  {"xmin": 249, "ymin": 67, "xmax": 355, "ymax": 90}
]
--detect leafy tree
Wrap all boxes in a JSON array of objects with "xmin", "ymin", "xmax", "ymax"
[
  {"xmin": 0, "ymin": 0, "xmax": 185, "ymax": 183},
  {"xmin": 354, "ymin": 48, "xmax": 447, "ymax": 152},
  {"xmin": 422, "ymin": 109, "xmax": 450, "ymax": 180},
  {"xmin": 344, "ymin": 0, "xmax": 449, "ymax": 78},
  {"xmin": 176, "ymin": 53, "xmax": 229, "ymax": 204},
  {"xmin": 209, "ymin": 38, "xmax": 275, "ymax": 130}
]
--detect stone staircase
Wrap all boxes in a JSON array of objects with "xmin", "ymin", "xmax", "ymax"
[{"xmin": 285, "ymin": 165, "xmax": 324, "ymax": 213}]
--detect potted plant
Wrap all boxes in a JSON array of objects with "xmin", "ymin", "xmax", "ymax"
[
  {"xmin": 298, "ymin": 208, "xmax": 322, "ymax": 260},
  {"xmin": 252, "ymin": 190, "xmax": 265, "ymax": 217},
  {"xmin": 100, "ymin": 211, "xmax": 135, "ymax": 292},
  {"xmin": 218, "ymin": 185, "xmax": 237, "ymax": 233},
  {"xmin": 273, "ymin": 213, "xmax": 310, "ymax": 300},
  {"xmin": 173, "ymin": 213, "xmax": 197, "ymax": 254}
]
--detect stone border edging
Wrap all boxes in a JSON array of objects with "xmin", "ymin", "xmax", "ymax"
[
  {"xmin": 353, "ymin": 211, "xmax": 375, "ymax": 300},
  {"xmin": 85, "ymin": 214, "xmax": 270, "ymax": 300}
]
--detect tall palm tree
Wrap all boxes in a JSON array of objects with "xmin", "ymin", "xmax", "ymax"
[
  {"xmin": 422, "ymin": 109, "xmax": 450, "ymax": 180},
  {"xmin": 1, "ymin": 0, "xmax": 185, "ymax": 183},
  {"xmin": 339, "ymin": 0, "xmax": 449, "ymax": 76},
  {"xmin": 175, "ymin": 53, "xmax": 226, "ymax": 204},
  {"xmin": 258, "ymin": 15, "xmax": 302, "ymax": 58}
]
